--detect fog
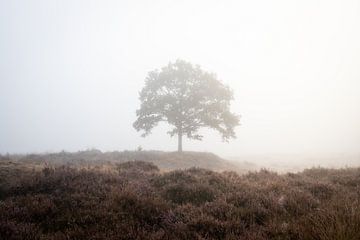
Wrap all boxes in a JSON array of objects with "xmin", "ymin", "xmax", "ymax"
[{"xmin": 1, "ymin": 0, "xmax": 360, "ymax": 165}]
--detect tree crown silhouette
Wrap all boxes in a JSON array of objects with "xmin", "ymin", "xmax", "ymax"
[{"xmin": 133, "ymin": 59, "xmax": 240, "ymax": 152}]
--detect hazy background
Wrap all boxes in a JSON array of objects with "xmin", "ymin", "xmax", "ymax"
[{"xmin": 1, "ymin": 0, "xmax": 360, "ymax": 163}]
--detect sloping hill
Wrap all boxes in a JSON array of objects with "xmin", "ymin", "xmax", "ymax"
[
  {"xmin": 116, "ymin": 151, "xmax": 240, "ymax": 172},
  {"xmin": 7, "ymin": 150, "xmax": 243, "ymax": 172}
]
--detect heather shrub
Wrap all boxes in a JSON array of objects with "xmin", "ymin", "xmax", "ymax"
[
  {"xmin": 188, "ymin": 214, "xmax": 229, "ymax": 239},
  {"xmin": 116, "ymin": 161, "xmax": 159, "ymax": 173},
  {"xmin": 244, "ymin": 169, "xmax": 280, "ymax": 183},
  {"xmin": 0, "ymin": 157, "xmax": 359, "ymax": 240},
  {"xmin": 305, "ymin": 181, "xmax": 336, "ymax": 200},
  {"xmin": 111, "ymin": 191, "xmax": 168, "ymax": 227},
  {"xmin": 229, "ymin": 198, "xmax": 270, "ymax": 225},
  {"xmin": 152, "ymin": 168, "xmax": 230, "ymax": 205},
  {"xmin": 0, "ymin": 185, "xmax": 5, "ymax": 200},
  {"xmin": 163, "ymin": 182, "xmax": 215, "ymax": 205},
  {"xmin": 296, "ymin": 199, "xmax": 360, "ymax": 240},
  {"xmin": 281, "ymin": 189, "xmax": 319, "ymax": 217},
  {"xmin": 0, "ymin": 220, "xmax": 39, "ymax": 240}
]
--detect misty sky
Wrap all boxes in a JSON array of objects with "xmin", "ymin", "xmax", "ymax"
[{"xmin": 1, "ymin": 0, "xmax": 360, "ymax": 156}]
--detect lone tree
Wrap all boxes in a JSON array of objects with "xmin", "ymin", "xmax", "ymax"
[{"xmin": 133, "ymin": 59, "xmax": 240, "ymax": 152}]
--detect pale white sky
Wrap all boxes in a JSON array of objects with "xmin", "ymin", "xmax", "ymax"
[{"xmin": 1, "ymin": 0, "xmax": 360, "ymax": 156}]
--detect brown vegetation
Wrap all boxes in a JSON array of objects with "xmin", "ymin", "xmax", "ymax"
[
  {"xmin": 4, "ymin": 150, "xmax": 241, "ymax": 173},
  {"xmin": 0, "ymin": 153, "xmax": 359, "ymax": 239}
]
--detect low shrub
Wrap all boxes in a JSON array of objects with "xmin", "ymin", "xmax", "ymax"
[{"xmin": 0, "ymin": 159, "xmax": 359, "ymax": 239}]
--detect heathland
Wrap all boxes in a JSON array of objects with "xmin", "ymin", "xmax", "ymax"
[{"xmin": 0, "ymin": 151, "xmax": 359, "ymax": 239}]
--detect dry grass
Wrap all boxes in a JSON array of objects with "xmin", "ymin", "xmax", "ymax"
[{"xmin": 0, "ymin": 153, "xmax": 359, "ymax": 239}]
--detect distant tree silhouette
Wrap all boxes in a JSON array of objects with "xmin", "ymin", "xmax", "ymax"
[{"xmin": 133, "ymin": 59, "xmax": 240, "ymax": 152}]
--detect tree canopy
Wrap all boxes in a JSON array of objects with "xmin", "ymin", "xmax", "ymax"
[{"xmin": 133, "ymin": 59, "xmax": 240, "ymax": 152}]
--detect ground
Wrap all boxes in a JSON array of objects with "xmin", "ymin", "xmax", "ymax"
[{"xmin": 0, "ymin": 151, "xmax": 359, "ymax": 239}]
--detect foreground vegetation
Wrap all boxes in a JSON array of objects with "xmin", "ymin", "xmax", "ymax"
[{"xmin": 0, "ymin": 153, "xmax": 359, "ymax": 239}]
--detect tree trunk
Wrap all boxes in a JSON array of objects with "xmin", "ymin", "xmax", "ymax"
[{"xmin": 178, "ymin": 128, "xmax": 183, "ymax": 153}]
